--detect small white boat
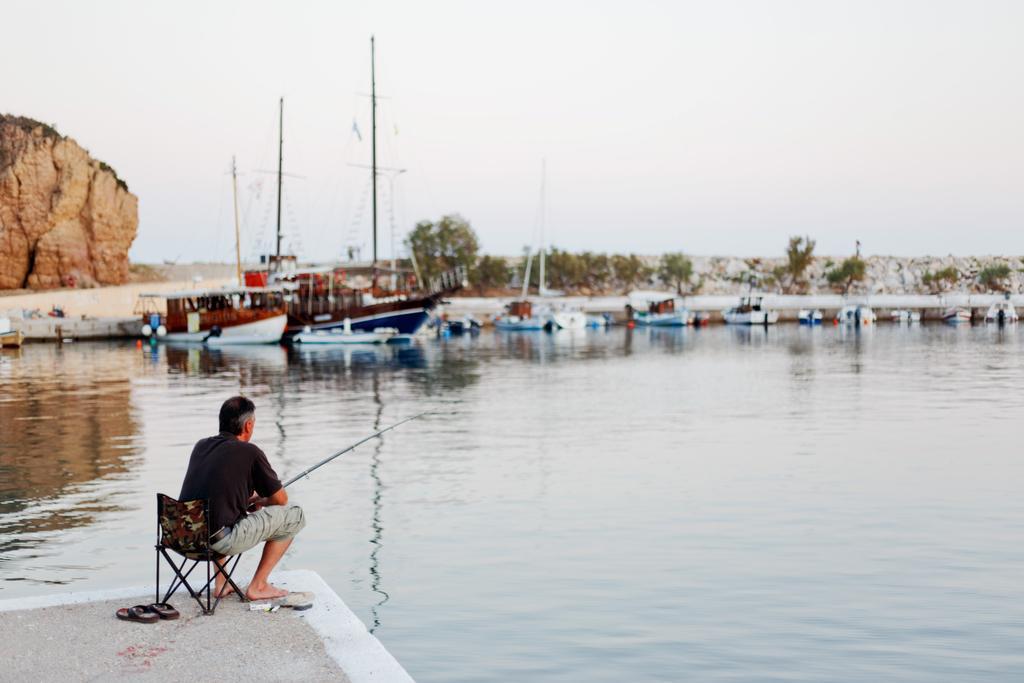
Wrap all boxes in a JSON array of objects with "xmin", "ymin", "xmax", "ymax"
[
  {"xmin": 0, "ymin": 317, "xmax": 24, "ymax": 348},
  {"xmin": 586, "ymin": 314, "xmax": 611, "ymax": 328},
  {"xmin": 724, "ymin": 296, "xmax": 778, "ymax": 325},
  {"xmin": 836, "ymin": 304, "xmax": 876, "ymax": 326},
  {"xmin": 890, "ymin": 310, "xmax": 921, "ymax": 323},
  {"xmin": 443, "ymin": 315, "xmax": 481, "ymax": 335},
  {"xmin": 985, "ymin": 300, "xmax": 1018, "ymax": 324},
  {"xmin": 293, "ymin": 318, "xmax": 395, "ymax": 344},
  {"xmin": 798, "ymin": 309, "xmax": 823, "ymax": 325},
  {"xmin": 494, "ymin": 301, "xmax": 546, "ymax": 331},
  {"xmin": 548, "ymin": 309, "xmax": 587, "ymax": 330},
  {"xmin": 942, "ymin": 307, "xmax": 972, "ymax": 324}
]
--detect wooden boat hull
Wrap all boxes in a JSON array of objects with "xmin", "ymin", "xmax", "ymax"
[{"xmin": 0, "ymin": 330, "xmax": 24, "ymax": 348}]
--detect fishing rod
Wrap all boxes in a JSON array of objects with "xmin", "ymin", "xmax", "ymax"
[{"xmin": 282, "ymin": 411, "xmax": 433, "ymax": 488}]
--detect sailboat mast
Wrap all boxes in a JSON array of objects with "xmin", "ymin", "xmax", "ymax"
[
  {"xmin": 539, "ymin": 158, "xmax": 546, "ymax": 296},
  {"xmin": 231, "ymin": 156, "xmax": 242, "ymax": 285},
  {"xmin": 371, "ymin": 36, "xmax": 378, "ymax": 268},
  {"xmin": 275, "ymin": 97, "xmax": 284, "ymax": 259}
]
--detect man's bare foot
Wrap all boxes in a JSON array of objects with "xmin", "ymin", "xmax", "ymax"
[
  {"xmin": 214, "ymin": 583, "xmax": 235, "ymax": 599},
  {"xmin": 245, "ymin": 583, "xmax": 288, "ymax": 600}
]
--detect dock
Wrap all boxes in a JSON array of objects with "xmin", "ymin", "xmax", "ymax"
[
  {"xmin": 0, "ymin": 570, "xmax": 414, "ymax": 682},
  {"xmin": 443, "ymin": 293, "xmax": 1024, "ymax": 323}
]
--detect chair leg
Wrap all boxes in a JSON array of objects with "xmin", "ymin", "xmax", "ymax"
[
  {"xmin": 157, "ymin": 548, "xmax": 211, "ymax": 614},
  {"xmin": 161, "ymin": 552, "xmax": 200, "ymax": 603},
  {"xmin": 155, "ymin": 546, "xmax": 160, "ymax": 605},
  {"xmin": 193, "ymin": 554, "xmax": 247, "ymax": 615}
]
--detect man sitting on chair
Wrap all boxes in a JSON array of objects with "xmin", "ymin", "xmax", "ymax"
[{"xmin": 179, "ymin": 395, "xmax": 305, "ymax": 600}]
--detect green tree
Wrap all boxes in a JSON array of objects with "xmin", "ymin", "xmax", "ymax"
[
  {"xmin": 544, "ymin": 248, "xmax": 586, "ymax": 291},
  {"xmin": 825, "ymin": 256, "xmax": 866, "ymax": 295},
  {"xmin": 610, "ymin": 254, "xmax": 653, "ymax": 291},
  {"xmin": 405, "ymin": 214, "xmax": 479, "ymax": 285},
  {"xmin": 473, "ymin": 255, "xmax": 511, "ymax": 293},
  {"xmin": 658, "ymin": 252, "xmax": 695, "ymax": 295},
  {"xmin": 922, "ymin": 265, "xmax": 958, "ymax": 293},
  {"xmin": 780, "ymin": 235, "xmax": 816, "ymax": 293},
  {"xmin": 580, "ymin": 252, "xmax": 613, "ymax": 291},
  {"xmin": 978, "ymin": 263, "xmax": 1012, "ymax": 292}
]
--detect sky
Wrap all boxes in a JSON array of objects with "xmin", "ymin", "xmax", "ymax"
[{"xmin": 4, "ymin": 0, "xmax": 1023, "ymax": 262}]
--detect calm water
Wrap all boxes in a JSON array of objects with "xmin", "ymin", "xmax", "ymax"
[{"xmin": 2, "ymin": 325, "xmax": 1024, "ymax": 681}]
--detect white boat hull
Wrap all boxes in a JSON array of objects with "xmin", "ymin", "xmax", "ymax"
[
  {"xmin": 984, "ymin": 302, "xmax": 1018, "ymax": 323},
  {"xmin": 942, "ymin": 308, "xmax": 971, "ymax": 324},
  {"xmin": 294, "ymin": 328, "xmax": 395, "ymax": 344},
  {"xmin": 836, "ymin": 306, "xmax": 876, "ymax": 326},
  {"xmin": 798, "ymin": 309, "xmax": 823, "ymax": 325},
  {"xmin": 164, "ymin": 314, "xmax": 287, "ymax": 345},
  {"xmin": 724, "ymin": 310, "xmax": 779, "ymax": 325},
  {"xmin": 549, "ymin": 311, "xmax": 587, "ymax": 330},
  {"xmin": 494, "ymin": 316, "xmax": 546, "ymax": 331}
]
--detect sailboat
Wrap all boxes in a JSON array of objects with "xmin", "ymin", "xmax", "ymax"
[
  {"xmin": 136, "ymin": 156, "xmax": 288, "ymax": 345},
  {"xmin": 247, "ymin": 38, "xmax": 464, "ymax": 338},
  {"xmin": 494, "ymin": 245, "xmax": 546, "ymax": 330},
  {"xmin": 535, "ymin": 160, "xmax": 585, "ymax": 330}
]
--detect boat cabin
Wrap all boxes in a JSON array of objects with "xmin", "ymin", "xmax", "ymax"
[
  {"xmin": 735, "ymin": 296, "xmax": 765, "ymax": 313},
  {"xmin": 137, "ymin": 288, "xmax": 286, "ymax": 334},
  {"xmin": 649, "ymin": 298, "xmax": 676, "ymax": 314},
  {"xmin": 508, "ymin": 300, "xmax": 533, "ymax": 318}
]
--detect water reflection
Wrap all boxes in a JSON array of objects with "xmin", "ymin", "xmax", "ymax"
[
  {"xmin": 368, "ymin": 372, "xmax": 389, "ymax": 633},
  {"xmin": 0, "ymin": 345, "xmax": 142, "ymax": 575}
]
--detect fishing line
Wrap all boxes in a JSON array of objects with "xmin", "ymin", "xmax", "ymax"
[{"xmin": 281, "ymin": 411, "xmax": 433, "ymax": 488}]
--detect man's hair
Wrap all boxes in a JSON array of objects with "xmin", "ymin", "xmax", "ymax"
[{"xmin": 219, "ymin": 396, "xmax": 256, "ymax": 435}]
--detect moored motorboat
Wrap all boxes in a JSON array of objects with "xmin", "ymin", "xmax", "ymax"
[
  {"xmin": 494, "ymin": 301, "xmax": 546, "ymax": 330},
  {"xmin": 836, "ymin": 304, "xmax": 876, "ymax": 326},
  {"xmin": 723, "ymin": 296, "xmax": 778, "ymax": 325},
  {"xmin": 798, "ymin": 309, "xmax": 823, "ymax": 325},
  {"xmin": 942, "ymin": 307, "xmax": 972, "ymax": 324},
  {"xmin": 446, "ymin": 315, "xmax": 481, "ymax": 335},
  {"xmin": 891, "ymin": 309, "xmax": 921, "ymax": 323},
  {"xmin": 985, "ymin": 300, "xmax": 1018, "ymax": 324},
  {"xmin": 137, "ymin": 288, "xmax": 288, "ymax": 345},
  {"xmin": 293, "ymin": 318, "xmax": 395, "ymax": 344},
  {"xmin": 548, "ymin": 308, "xmax": 587, "ymax": 330},
  {"xmin": 0, "ymin": 317, "xmax": 24, "ymax": 348},
  {"xmin": 630, "ymin": 298, "xmax": 691, "ymax": 326}
]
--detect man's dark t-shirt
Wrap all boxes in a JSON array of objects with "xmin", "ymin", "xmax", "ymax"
[{"xmin": 179, "ymin": 432, "xmax": 282, "ymax": 530}]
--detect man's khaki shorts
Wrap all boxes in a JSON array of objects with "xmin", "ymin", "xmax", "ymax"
[{"xmin": 210, "ymin": 504, "xmax": 306, "ymax": 557}]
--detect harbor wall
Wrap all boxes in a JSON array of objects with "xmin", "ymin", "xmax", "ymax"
[
  {"xmin": 443, "ymin": 293, "xmax": 1024, "ymax": 323},
  {"xmin": 0, "ymin": 278, "xmax": 235, "ymax": 318},
  {"xmin": 1, "ymin": 278, "xmax": 235, "ymax": 340}
]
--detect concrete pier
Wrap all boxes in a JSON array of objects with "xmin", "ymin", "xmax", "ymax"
[
  {"xmin": 442, "ymin": 293, "xmax": 1024, "ymax": 323},
  {"xmin": 0, "ymin": 570, "xmax": 414, "ymax": 683}
]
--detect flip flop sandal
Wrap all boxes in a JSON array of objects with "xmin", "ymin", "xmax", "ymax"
[
  {"xmin": 148, "ymin": 602, "xmax": 180, "ymax": 620},
  {"xmin": 115, "ymin": 605, "xmax": 159, "ymax": 624},
  {"xmin": 274, "ymin": 591, "xmax": 314, "ymax": 611}
]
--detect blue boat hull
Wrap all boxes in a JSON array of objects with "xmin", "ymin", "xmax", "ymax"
[{"xmin": 287, "ymin": 307, "xmax": 431, "ymax": 337}]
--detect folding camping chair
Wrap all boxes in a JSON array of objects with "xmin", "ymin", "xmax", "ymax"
[{"xmin": 155, "ymin": 493, "xmax": 247, "ymax": 615}]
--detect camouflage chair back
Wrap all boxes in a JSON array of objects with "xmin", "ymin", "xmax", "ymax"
[{"xmin": 155, "ymin": 493, "xmax": 246, "ymax": 615}]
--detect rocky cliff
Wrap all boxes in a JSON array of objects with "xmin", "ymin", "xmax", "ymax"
[{"xmin": 0, "ymin": 115, "xmax": 138, "ymax": 290}]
